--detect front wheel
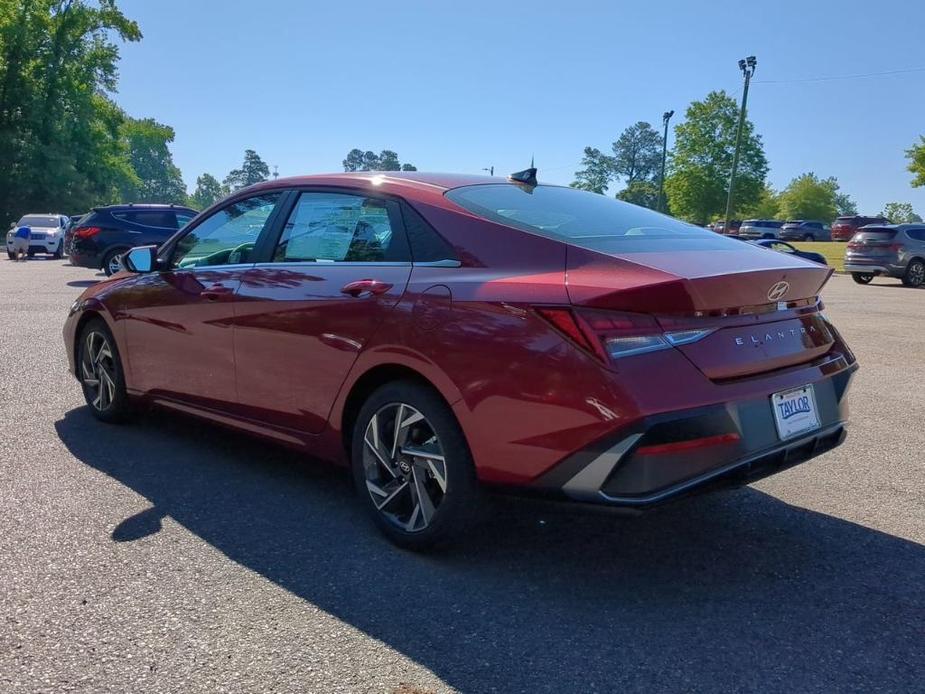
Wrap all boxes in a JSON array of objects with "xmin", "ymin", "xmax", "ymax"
[
  {"xmin": 902, "ymin": 259, "xmax": 925, "ymax": 287},
  {"xmin": 351, "ymin": 381, "xmax": 480, "ymax": 550},
  {"xmin": 6, "ymin": 251, "xmax": 14, "ymax": 260},
  {"xmin": 77, "ymin": 319, "xmax": 131, "ymax": 423},
  {"xmin": 52, "ymin": 241, "xmax": 63, "ymax": 259},
  {"xmin": 803, "ymin": 234, "xmax": 815, "ymax": 242},
  {"xmin": 852, "ymin": 273, "xmax": 874, "ymax": 285}
]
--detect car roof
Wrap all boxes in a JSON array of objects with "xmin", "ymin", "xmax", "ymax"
[{"xmin": 95, "ymin": 203, "xmax": 198, "ymax": 212}]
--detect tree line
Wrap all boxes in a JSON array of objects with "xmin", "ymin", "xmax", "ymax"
[{"xmin": 573, "ymin": 90, "xmax": 921, "ymax": 225}]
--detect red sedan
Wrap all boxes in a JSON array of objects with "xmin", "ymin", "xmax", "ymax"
[{"xmin": 64, "ymin": 171, "xmax": 858, "ymax": 549}]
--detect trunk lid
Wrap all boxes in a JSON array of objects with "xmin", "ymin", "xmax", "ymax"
[{"xmin": 566, "ymin": 242, "xmax": 835, "ymax": 379}]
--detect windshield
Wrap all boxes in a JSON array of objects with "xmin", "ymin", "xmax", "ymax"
[
  {"xmin": 446, "ymin": 184, "xmax": 741, "ymax": 253},
  {"xmin": 18, "ymin": 215, "xmax": 58, "ymax": 227}
]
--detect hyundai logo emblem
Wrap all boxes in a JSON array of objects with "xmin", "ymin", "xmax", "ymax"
[{"xmin": 768, "ymin": 281, "xmax": 790, "ymax": 302}]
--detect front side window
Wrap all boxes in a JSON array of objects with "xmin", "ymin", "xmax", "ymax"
[
  {"xmin": 446, "ymin": 184, "xmax": 736, "ymax": 254},
  {"xmin": 173, "ymin": 193, "xmax": 281, "ymax": 268},
  {"xmin": 273, "ymin": 192, "xmax": 408, "ymax": 263}
]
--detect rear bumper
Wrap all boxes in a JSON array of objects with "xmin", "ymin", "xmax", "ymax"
[
  {"xmin": 532, "ymin": 363, "xmax": 856, "ymax": 507},
  {"xmin": 844, "ymin": 262, "xmax": 903, "ymax": 277},
  {"xmin": 68, "ymin": 249, "xmax": 101, "ymax": 269}
]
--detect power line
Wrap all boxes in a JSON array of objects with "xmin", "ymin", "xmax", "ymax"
[{"xmin": 755, "ymin": 65, "xmax": 925, "ymax": 84}]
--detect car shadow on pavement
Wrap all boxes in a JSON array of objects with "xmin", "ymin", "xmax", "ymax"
[
  {"xmin": 55, "ymin": 406, "xmax": 924, "ymax": 692},
  {"xmin": 66, "ymin": 280, "xmax": 99, "ymax": 288}
]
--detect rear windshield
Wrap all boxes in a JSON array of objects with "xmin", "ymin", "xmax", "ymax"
[
  {"xmin": 854, "ymin": 229, "xmax": 897, "ymax": 242},
  {"xmin": 18, "ymin": 215, "xmax": 58, "ymax": 227},
  {"xmin": 834, "ymin": 217, "xmax": 857, "ymax": 225},
  {"xmin": 446, "ymin": 184, "xmax": 737, "ymax": 252}
]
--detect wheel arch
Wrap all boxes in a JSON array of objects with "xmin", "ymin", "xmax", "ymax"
[{"xmin": 337, "ymin": 363, "xmax": 459, "ymax": 457}]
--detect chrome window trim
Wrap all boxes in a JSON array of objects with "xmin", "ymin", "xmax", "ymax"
[
  {"xmin": 251, "ymin": 261, "xmax": 413, "ymax": 269},
  {"xmin": 413, "ymin": 259, "xmax": 462, "ymax": 268}
]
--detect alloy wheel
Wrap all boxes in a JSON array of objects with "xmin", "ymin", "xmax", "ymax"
[
  {"xmin": 908, "ymin": 261, "xmax": 925, "ymax": 287},
  {"xmin": 362, "ymin": 403, "xmax": 448, "ymax": 533},
  {"xmin": 81, "ymin": 331, "xmax": 117, "ymax": 412},
  {"xmin": 107, "ymin": 253, "xmax": 123, "ymax": 275}
]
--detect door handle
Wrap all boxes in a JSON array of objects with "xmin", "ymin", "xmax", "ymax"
[
  {"xmin": 341, "ymin": 279, "xmax": 393, "ymax": 297},
  {"xmin": 202, "ymin": 283, "xmax": 235, "ymax": 302}
]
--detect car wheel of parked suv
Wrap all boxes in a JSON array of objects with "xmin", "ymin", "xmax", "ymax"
[
  {"xmin": 351, "ymin": 381, "xmax": 480, "ymax": 550},
  {"xmin": 803, "ymin": 234, "xmax": 815, "ymax": 242},
  {"xmin": 53, "ymin": 241, "xmax": 63, "ymax": 260},
  {"xmin": 78, "ymin": 320, "xmax": 131, "ymax": 423},
  {"xmin": 6, "ymin": 251, "xmax": 14, "ymax": 260},
  {"xmin": 102, "ymin": 248, "xmax": 127, "ymax": 276},
  {"xmin": 852, "ymin": 273, "xmax": 874, "ymax": 284},
  {"xmin": 902, "ymin": 259, "xmax": 925, "ymax": 288}
]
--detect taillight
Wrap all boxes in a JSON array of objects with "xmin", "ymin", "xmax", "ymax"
[
  {"xmin": 536, "ymin": 307, "xmax": 714, "ymax": 363},
  {"xmin": 889, "ymin": 243, "xmax": 905, "ymax": 252},
  {"xmin": 73, "ymin": 226, "xmax": 101, "ymax": 239},
  {"xmin": 846, "ymin": 241, "xmax": 860, "ymax": 249}
]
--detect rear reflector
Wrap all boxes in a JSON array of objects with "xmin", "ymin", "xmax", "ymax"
[{"xmin": 635, "ymin": 433, "xmax": 741, "ymax": 456}]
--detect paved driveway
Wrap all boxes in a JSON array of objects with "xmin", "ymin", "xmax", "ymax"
[{"xmin": 1, "ymin": 259, "xmax": 922, "ymax": 693}]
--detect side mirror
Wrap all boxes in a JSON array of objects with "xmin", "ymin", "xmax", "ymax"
[{"xmin": 122, "ymin": 245, "xmax": 158, "ymax": 273}]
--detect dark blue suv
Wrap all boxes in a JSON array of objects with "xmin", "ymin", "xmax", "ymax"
[{"xmin": 69, "ymin": 204, "xmax": 198, "ymax": 275}]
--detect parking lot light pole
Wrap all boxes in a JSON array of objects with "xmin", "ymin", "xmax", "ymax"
[
  {"xmin": 723, "ymin": 55, "xmax": 757, "ymax": 233},
  {"xmin": 482, "ymin": 166, "xmax": 494, "ymax": 176},
  {"xmin": 657, "ymin": 110, "xmax": 674, "ymax": 213}
]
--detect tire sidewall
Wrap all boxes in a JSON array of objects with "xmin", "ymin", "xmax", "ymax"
[
  {"xmin": 903, "ymin": 260, "xmax": 925, "ymax": 287},
  {"xmin": 101, "ymin": 248, "xmax": 127, "ymax": 276},
  {"xmin": 350, "ymin": 381, "xmax": 478, "ymax": 550}
]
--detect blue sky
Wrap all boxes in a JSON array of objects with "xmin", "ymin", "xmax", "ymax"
[{"xmin": 116, "ymin": 0, "xmax": 925, "ymax": 215}]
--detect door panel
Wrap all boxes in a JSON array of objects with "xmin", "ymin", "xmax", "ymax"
[
  {"xmin": 233, "ymin": 264, "xmax": 411, "ymax": 433},
  {"xmin": 117, "ymin": 267, "xmax": 245, "ymax": 407}
]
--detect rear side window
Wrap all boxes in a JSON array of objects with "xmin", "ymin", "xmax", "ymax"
[
  {"xmin": 273, "ymin": 192, "xmax": 409, "ymax": 263},
  {"xmin": 446, "ymin": 184, "xmax": 730, "ymax": 253},
  {"xmin": 113, "ymin": 210, "xmax": 177, "ymax": 229},
  {"xmin": 400, "ymin": 202, "xmax": 458, "ymax": 263},
  {"xmin": 905, "ymin": 229, "xmax": 925, "ymax": 242}
]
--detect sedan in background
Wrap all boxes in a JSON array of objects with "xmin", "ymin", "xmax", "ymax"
[
  {"xmin": 844, "ymin": 224, "xmax": 925, "ymax": 286},
  {"xmin": 64, "ymin": 171, "xmax": 857, "ymax": 549},
  {"xmin": 778, "ymin": 220, "xmax": 831, "ymax": 242},
  {"xmin": 752, "ymin": 239, "xmax": 827, "ymax": 265},
  {"xmin": 69, "ymin": 203, "xmax": 198, "ymax": 275},
  {"xmin": 738, "ymin": 219, "xmax": 784, "ymax": 240},
  {"xmin": 6, "ymin": 213, "xmax": 69, "ymax": 259}
]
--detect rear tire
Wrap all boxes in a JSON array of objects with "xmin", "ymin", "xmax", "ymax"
[
  {"xmin": 852, "ymin": 273, "xmax": 874, "ymax": 285},
  {"xmin": 902, "ymin": 259, "xmax": 925, "ymax": 287},
  {"xmin": 351, "ymin": 381, "xmax": 481, "ymax": 551},
  {"xmin": 101, "ymin": 248, "xmax": 126, "ymax": 276},
  {"xmin": 77, "ymin": 319, "xmax": 131, "ymax": 423}
]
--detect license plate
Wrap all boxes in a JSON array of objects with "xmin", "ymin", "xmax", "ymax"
[{"xmin": 771, "ymin": 385, "xmax": 820, "ymax": 440}]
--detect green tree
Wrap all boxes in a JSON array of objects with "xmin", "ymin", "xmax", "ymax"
[
  {"xmin": 119, "ymin": 117, "xmax": 186, "ymax": 203},
  {"xmin": 777, "ymin": 173, "xmax": 838, "ymax": 223},
  {"xmin": 664, "ymin": 90, "xmax": 768, "ymax": 225},
  {"xmin": 0, "ymin": 0, "xmax": 142, "ymax": 222},
  {"xmin": 616, "ymin": 180, "xmax": 660, "ymax": 209},
  {"xmin": 190, "ymin": 173, "xmax": 224, "ymax": 210},
  {"xmin": 906, "ymin": 136, "xmax": 925, "ymax": 187},
  {"xmin": 342, "ymin": 148, "xmax": 415, "ymax": 172},
  {"xmin": 223, "ymin": 149, "xmax": 270, "ymax": 191},
  {"xmin": 881, "ymin": 202, "xmax": 922, "ymax": 223},
  {"xmin": 741, "ymin": 183, "xmax": 780, "ymax": 219},
  {"xmin": 612, "ymin": 121, "xmax": 662, "ymax": 184},
  {"xmin": 571, "ymin": 147, "xmax": 614, "ymax": 193}
]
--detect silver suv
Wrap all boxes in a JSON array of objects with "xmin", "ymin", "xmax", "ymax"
[
  {"xmin": 844, "ymin": 224, "xmax": 925, "ymax": 287},
  {"xmin": 738, "ymin": 219, "xmax": 784, "ymax": 239}
]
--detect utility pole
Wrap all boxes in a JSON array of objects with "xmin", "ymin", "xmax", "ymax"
[
  {"xmin": 723, "ymin": 56, "xmax": 757, "ymax": 232},
  {"xmin": 482, "ymin": 166, "xmax": 494, "ymax": 176},
  {"xmin": 272, "ymin": 165, "xmax": 279, "ymax": 180},
  {"xmin": 657, "ymin": 110, "xmax": 674, "ymax": 213}
]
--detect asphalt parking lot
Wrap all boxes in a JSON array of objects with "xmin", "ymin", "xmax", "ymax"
[{"xmin": 1, "ymin": 258, "xmax": 922, "ymax": 693}]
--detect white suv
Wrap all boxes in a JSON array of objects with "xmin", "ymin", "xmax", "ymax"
[{"xmin": 6, "ymin": 214, "xmax": 69, "ymax": 259}]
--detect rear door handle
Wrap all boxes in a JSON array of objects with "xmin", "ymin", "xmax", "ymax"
[
  {"xmin": 341, "ymin": 279, "xmax": 393, "ymax": 297},
  {"xmin": 202, "ymin": 283, "xmax": 235, "ymax": 302}
]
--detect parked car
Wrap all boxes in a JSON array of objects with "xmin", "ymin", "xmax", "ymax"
[
  {"xmin": 64, "ymin": 213, "xmax": 90, "ymax": 256},
  {"xmin": 778, "ymin": 220, "xmax": 831, "ymax": 242},
  {"xmin": 738, "ymin": 219, "xmax": 784, "ymax": 240},
  {"xmin": 5, "ymin": 213, "xmax": 69, "ymax": 259},
  {"xmin": 69, "ymin": 204, "xmax": 198, "ymax": 275},
  {"xmin": 831, "ymin": 215, "xmax": 890, "ymax": 242},
  {"xmin": 844, "ymin": 224, "xmax": 925, "ymax": 287},
  {"xmin": 713, "ymin": 219, "xmax": 742, "ymax": 236},
  {"xmin": 64, "ymin": 172, "xmax": 857, "ymax": 549},
  {"xmin": 751, "ymin": 239, "xmax": 827, "ymax": 265}
]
